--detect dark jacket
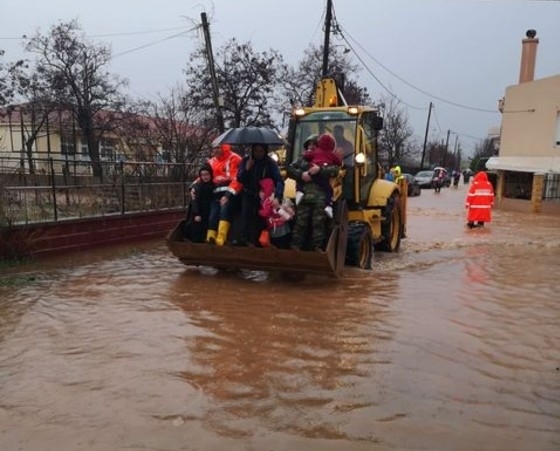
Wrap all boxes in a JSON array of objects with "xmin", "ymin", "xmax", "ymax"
[
  {"xmin": 186, "ymin": 163, "xmax": 214, "ymax": 243},
  {"xmin": 191, "ymin": 180, "xmax": 214, "ymax": 218},
  {"xmin": 286, "ymin": 157, "xmax": 340, "ymax": 188},
  {"xmin": 237, "ymin": 154, "xmax": 284, "ymax": 200}
]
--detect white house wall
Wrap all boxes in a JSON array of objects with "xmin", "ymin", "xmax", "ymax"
[{"xmin": 500, "ymin": 74, "xmax": 560, "ymax": 158}]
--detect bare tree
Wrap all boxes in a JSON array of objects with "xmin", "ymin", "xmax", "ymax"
[
  {"xmin": 0, "ymin": 50, "xmax": 14, "ymax": 106},
  {"xmin": 3, "ymin": 57, "xmax": 60, "ymax": 173},
  {"xmin": 148, "ymin": 87, "xmax": 215, "ymax": 179},
  {"xmin": 397, "ymin": 137, "xmax": 423, "ymax": 169},
  {"xmin": 25, "ymin": 19, "xmax": 127, "ymax": 177},
  {"xmin": 470, "ymin": 137, "xmax": 498, "ymax": 172},
  {"xmin": 376, "ymin": 94, "xmax": 414, "ymax": 167},
  {"xmin": 185, "ymin": 38, "xmax": 284, "ymax": 129},
  {"xmin": 425, "ymin": 140, "xmax": 448, "ymax": 168},
  {"xmin": 119, "ymin": 87, "xmax": 216, "ymax": 180},
  {"xmin": 113, "ymin": 100, "xmax": 159, "ymax": 162},
  {"xmin": 277, "ymin": 44, "xmax": 370, "ymax": 112}
]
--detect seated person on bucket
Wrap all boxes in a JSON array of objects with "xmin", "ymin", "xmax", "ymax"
[
  {"xmin": 286, "ymin": 133, "xmax": 341, "ymax": 252},
  {"xmin": 236, "ymin": 143, "xmax": 284, "ymax": 246},
  {"xmin": 295, "ymin": 133, "xmax": 341, "ymax": 219},
  {"xmin": 294, "ymin": 134, "xmax": 318, "ymax": 204},
  {"xmin": 192, "ymin": 143, "xmax": 242, "ymax": 246},
  {"xmin": 258, "ymin": 178, "xmax": 294, "ymax": 249},
  {"xmin": 186, "ymin": 163, "xmax": 214, "ymax": 243}
]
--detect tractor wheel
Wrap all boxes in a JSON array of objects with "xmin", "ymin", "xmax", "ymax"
[
  {"xmin": 346, "ymin": 222, "xmax": 373, "ymax": 269},
  {"xmin": 375, "ymin": 192, "xmax": 402, "ymax": 252}
]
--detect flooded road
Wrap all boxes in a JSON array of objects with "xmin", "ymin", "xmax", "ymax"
[{"xmin": 1, "ymin": 184, "xmax": 559, "ymax": 450}]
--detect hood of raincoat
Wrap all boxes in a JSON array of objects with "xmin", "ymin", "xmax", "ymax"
[
  {"xmin": 317, "ymin": 133, "xmax": 336, "ymax": 152},
  {"xmin": 474, "ymin": 171, "xmax": 489, "ymax": 183},
  {"xmin": 216, "ymin": 144, "xmax": 233, "ymax": 161},
  {"xmin": 259, "ymin": 177, "xmax": 275, "ymax": 197}
]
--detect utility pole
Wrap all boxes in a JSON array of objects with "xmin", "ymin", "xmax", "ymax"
[
  {"xmin": 200, "ymin": 12, "xmax": 225, "ymax": 133},
  {"xmin": 442, "ymin": 129, "xmax": 450, "ymax": 167},
  {"xmin": 321, "ymin": 0, "xmax": 333, "ymax": 78},
  {"xmin": 420, "ymin": 101, "xmax": 432, "ymax": 169},
  {"xmin": 453, "ymin": 133, "xmax": 459, "ymax": 166}
]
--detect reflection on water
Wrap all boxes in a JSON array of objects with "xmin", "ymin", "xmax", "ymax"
[
  {"xmin": 0, "ymin": 186, "xmax": 559, "ymax": 450},
  {"xmin": 171, "ymin": 271, "xmax": 398, "ymax": 441}
]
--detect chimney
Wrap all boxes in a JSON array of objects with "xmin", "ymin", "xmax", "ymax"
[{"xmin": 519, "ymin": 29, "xmax": 538, "ymax": 84}]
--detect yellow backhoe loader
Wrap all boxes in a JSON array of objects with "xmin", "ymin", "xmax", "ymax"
[{"xmin": 167, "ymin": 77, "xmax": 407, "ymax": 277}]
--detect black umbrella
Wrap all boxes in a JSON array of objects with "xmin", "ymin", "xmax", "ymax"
[{"xmin": 212, "ymin": 126, "xmax": 285, "ymax": 147}]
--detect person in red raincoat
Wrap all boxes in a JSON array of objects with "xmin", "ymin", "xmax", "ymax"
[
  {"xmin": 465, "ymin": 171, "xmax": 495, "ymax": 228},
  {"xmin": 191, "ymin": 143, "xmax": 242, "ymax": 245}
]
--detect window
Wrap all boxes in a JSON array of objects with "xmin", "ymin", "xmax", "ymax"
[
  {"xmin": 503, "ymin": 171, "xmax": 532, "ymax": 200},
  {"xmin": 543, "ymin": 174, "xmax": 560, "ymax": 201},
  {"xmin": 100, "ymin": 138, "xmax": 117, "ymax": 159},
  {"xmin": 80, "ymin": 138, "xmax": 89, "ymax": 157},
  {"xmin": 359, "ymin": 112, "xmax": 380, "ymax": 203},
  {"xmin": 293, "ymin": 111, "xmax": 355, "ymax": 161},
  {"xmin": 60, "ymin": 135, "xmax": 76, "ymax": 155}
]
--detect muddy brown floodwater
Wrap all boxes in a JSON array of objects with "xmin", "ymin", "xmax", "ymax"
[{"xmin": 1, "ymin": 183, "xmax": 559, "ymax": 451}]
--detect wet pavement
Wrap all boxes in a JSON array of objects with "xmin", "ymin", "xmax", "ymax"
[{"xmin": 0, "ymin": 183, "xmax": 559, "ymax": 450}]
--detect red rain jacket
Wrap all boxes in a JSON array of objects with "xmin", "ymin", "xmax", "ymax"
[
  {"xmin": 465, "ymin": 171, "xmax": 495, "ymax": 222},
  {"xmin": 207, "ymin": 144, "xmax": 242, "ymax": 196}
]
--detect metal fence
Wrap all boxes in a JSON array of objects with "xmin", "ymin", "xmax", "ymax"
[
  {"xmin": 501, "ymin": 171, "xmax": 560, "ymax": 201},
  {"xmin": 0, "ymin": 156, "xmax": 196, "ymax": 226},
  {"xmin": 543, "ymin": 174, "xmax": 560, "ymax": 201},
  {"xmin": 502, "ymin": 171, "xmax": 533, "ymax": 200}
]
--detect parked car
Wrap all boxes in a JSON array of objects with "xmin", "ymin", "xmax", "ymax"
[
  {"xmin": 403, "ymin": 173, "xmax": 421, "ymax": 197},
  {"xmin": 414, "ymin": 170, "xmax": 435, "ymax": 188}
]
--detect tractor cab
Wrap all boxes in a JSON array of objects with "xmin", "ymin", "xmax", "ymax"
[{"xmin": 283, "ymin": 106, "xmax": 384, "ymax": 208}]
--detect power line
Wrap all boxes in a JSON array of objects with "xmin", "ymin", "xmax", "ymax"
[
  {"xmin": 433, "ymin": 104, "xmax": 488, "ymax": 141},
  {"xmin": 112, "ymin": 27, "xmax": 198, "ymax": 59},
  {"xmin": 89, "ymin": 26, "xmax": 191, "ymax": 38},
  {"xmin": 338, "ymin": 24, "xmax": 498, "ymax": 113},
  {"xmin": 331, "ymin": 9, "xmax": 491, "ymax": 143},
  {"xmin": 329, "ymin": 12, "xmax": 425, "ymax": 110},
  {"xmin": 0, "ymin": 25, "xmax": 192, "ymax": 41},
  {"xmin": 431, "ymin": 107, "xmax": 444, "ymax": 135},
  {"xmin": 342, "ymin": 37, "xmax": 426, "ymax": 110}
]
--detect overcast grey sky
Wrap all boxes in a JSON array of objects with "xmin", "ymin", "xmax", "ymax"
[{"xmin": 2, "ymin": 0, "xmax": 559, "ymax": 156}]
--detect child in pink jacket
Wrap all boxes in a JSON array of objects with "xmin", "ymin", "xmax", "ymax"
[{"xmin": 258, "ymin": 178, "xmax": 294, "ymax": 249}]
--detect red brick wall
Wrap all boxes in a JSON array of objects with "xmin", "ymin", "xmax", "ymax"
[{"xmin": 0, "ymin": 210, "xmax": 185, "ymax": 260}]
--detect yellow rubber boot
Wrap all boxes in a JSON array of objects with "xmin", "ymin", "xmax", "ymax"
[
  {"xmin": 206, "ymin": 229, "xmax": 217, "ymax": 244},
  {"xmin": 215, "ymin": 220, "xmax": 231, "ymax": 246}
]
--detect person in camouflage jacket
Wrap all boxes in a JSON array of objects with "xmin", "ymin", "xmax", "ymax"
[{"xmin": 286, "ymin": 135, "xmax": 340, "ymax": 251}]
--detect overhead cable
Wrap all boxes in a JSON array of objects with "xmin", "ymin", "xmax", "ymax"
[
  {"xmin": 0, "ymin": 25, "xmax": 193, "ymax": 41},
  {"xmin": 338, "ymin": 23, "xmax": 498, "ymax": 113},
  {"xmin": 113, "ymin": 27, "xmax": 198, "ymax": 58}
]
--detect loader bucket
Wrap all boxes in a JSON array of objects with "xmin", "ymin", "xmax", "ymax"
[{"xmin": 166, "ymin": 220, "xmax": 345, "ymax": 277}]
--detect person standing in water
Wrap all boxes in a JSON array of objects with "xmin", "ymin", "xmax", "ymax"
[{"xmin": 465, "ymin": 171, "xmax": 495, "ymax": 228}]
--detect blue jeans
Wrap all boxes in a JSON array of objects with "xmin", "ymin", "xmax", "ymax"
[{"xmin": 208, "ymin": 196, "xmax": 233, "ymax": 230}]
